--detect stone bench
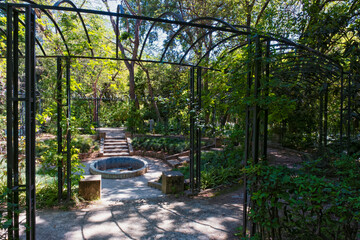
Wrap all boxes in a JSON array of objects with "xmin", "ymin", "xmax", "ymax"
[
  {"xmin": 79, "ymin": 175, "xmax": 101, "ymax": 200},
  {"xmin": 161, "ymin": 171, "xmax": 184, "ymax": 194}
]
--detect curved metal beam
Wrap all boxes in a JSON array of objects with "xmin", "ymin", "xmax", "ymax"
[
  {"xmin": 139, "ymin": 11, "xmax": 184, "ymax": 60},
  {"xmin": 160, "ymin": 17, "xmax": 242, "ymax": 62},
  {"xmin": 271, "ymin": 52, "xmax": 340, "ymax": 72},
  {"xmin": 17, "ymin": 0, "xmax": 70, "ymax": 55},
  {"xmin": 179, "ymin": 29, "xmax": 215, "ymax": 64},
  {"xmin": 1, "ymin": 2, "xmax": 343, "ymax": 71},
  {"xmin": 54, "ymin": 0, "xmax": 93, "ymax": 57},
  {"xmin": 271, "ymin": 62, "xmax": 339, "ymax": 84},
  {"xmin": 179, "ymin": 20, "xmax": 242, "ymax": 64},
  {"xmin": 195, "ymin": 33, "xmax": 240, "ymax": 66}
]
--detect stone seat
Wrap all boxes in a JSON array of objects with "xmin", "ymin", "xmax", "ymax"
[
  {"xmin": 79, "ymin": 175, "xmax": 101, "ymax": 200},
  {"xmin": 161, "ymin": 171, "xmax": 184, "ymax": 194}
]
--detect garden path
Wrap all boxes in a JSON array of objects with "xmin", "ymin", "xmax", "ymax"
[
  {"xmin": 16, "ymin": 129, "xmax": 303, "ymax": 239},
  {"xmin": 18, "ymin": 128, "xmax": 243, "ymax": 239}
]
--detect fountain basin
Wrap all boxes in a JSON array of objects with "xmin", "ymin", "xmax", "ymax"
[{"xmin": 90, "ymin": 157, "xmax": 148, "ymax": 179}]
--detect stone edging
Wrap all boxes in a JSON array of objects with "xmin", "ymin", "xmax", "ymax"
[{"xmin": 90, "ymin": 156, "xmax": 148, "ymax": 179}]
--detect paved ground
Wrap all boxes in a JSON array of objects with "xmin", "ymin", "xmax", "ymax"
[
  {"xmin": 17, "ymin": 128, "xmax": 243, "ymax": 239},
  {"xmin": 29, "ymin": 196, "xmax": 242, "ymax": 240},
  {"xmin": 82, "ymin": 156, "xmax": 170, "ymax": 202}
]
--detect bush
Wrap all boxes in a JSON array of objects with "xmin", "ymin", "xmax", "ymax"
[
  {"xmin": 0, "ymin": 189, "xmax": 12, "ymax": 236},
  {"xmin": 132, "ymin": 137, "xmax": 190, "ymax": 154},
  {"xmin": 35, "ymin": 136, "xmax": 85, "ymax": 206},
  {"xmin": 244, "ymin": 154, "xmax": 360, "ymax": 239},
  {"xmin": 72, "ymin": 137, "xmax": 93, "ymax": 153},
  {"xmin": 174, "ymin": 149, "xmax": 243, "ymax": 189},
  {"xmin": 126, "ymin": 103, "xmax": 144, "ymax": 133},
  {"xmin": 200, "ymin": 150, "xmax": 243, "ymax": 189}
]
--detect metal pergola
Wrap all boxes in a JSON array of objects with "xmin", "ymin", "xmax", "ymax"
[{"xmin": 1, "ymin": 1, "xmax": 351, "ymax": 239}]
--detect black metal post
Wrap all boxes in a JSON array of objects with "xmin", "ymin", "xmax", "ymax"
[
  {"xmin": 189, "ymin": 66, "xmax": 195, "ymax": 193},
  {"xmin": 252, "ymin": 36, "xmax": 261, "ymax": 165},
  {"xmin": 115, "ymin": 6, "xmax": 119, "ymax": 59},
  {"xmin": 319, "ymin": 90, "xmax": 324, "ymax": 153},
  {"xmin": 340, "ymin": 71, "xmax": 344, "ymax": 149},
  {"xmin": 57, "ymin": 57, "xmax": 63, "ymax": 202},
  {"xmin": 347, "ymin": 71, "xmax": 351, "ymax": 153},
  {"xmin": 324, "ymin": 83, "xmax": 328, "ymax": 149},
  {"xmin": 262, "ymin": 39, "xmax": 270, "ymax": 160},
  {"xmin": 66, "ymin": 57, "xmax": 72, "ymax": 201},
  {"xmin": 25, "ymin": 6, "xmax": 36, "ymax": 239},
  {"xmin": 6, "ymin": 5, "xmax": 14, "ymax": 239},
  {"xmin": 250, "ymin": 35, "xmax": 262, "ymax": 237},
  {"xmin": 13, "ymin": 10, "xmax": 20, "ymax": 239},
  {"xmin": 243, "ymin": 35, "xmax": 252, "ymax": 238},
  {"xmin": 196, "ymin": 67, "xmax": 202, "ymax": 192}
]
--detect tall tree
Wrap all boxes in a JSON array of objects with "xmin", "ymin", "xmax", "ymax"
[{"xmin": 102, "ymin": 0, "xmax": 146, "ymax": 108}]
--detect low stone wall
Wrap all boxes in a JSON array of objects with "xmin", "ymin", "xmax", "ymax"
[{"xmin": 90, "ymin": 157, "xmax": 148, "ymax": 179}]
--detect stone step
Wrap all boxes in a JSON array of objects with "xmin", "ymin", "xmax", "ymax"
[
  {"xmin": 104, "ymin": 146, "xmax": 128, "ymax": 149},
  {"xmin": 178, "ymin": 156, "xmax": 190, "ymax": 163},
  {"xmin": 105, "ymin": 138, "xmax": 126, "ymax": 142},
  {"xmin": 104, "ymin": 149, "xmax": 129, "ymax": 153},
  {"xmin": 104, "ymin": 142, "xmax": 127, "ymax": 145},
  {"xmin": 104, "ymin": 148, "xmax": 129, "ymax": 152},
  {"xmin": 106, "ymin": 135, "xmax": 125, "ymax": 138},
  {"xmin": 209, "ymin": 148, "xmax": 224, "ymax": 152},
  {"xmin": 105, "ymin": 142, "xmax": 127, "ymax": 145},
  {"xmin": 104, "ymin": 142, "xmax": 127, "ymax": 146},
  {"xmin": 167, "ymin": 159, "xmax": 182, "ymax": 168},
  {"xmin": 103, "ymin": 152, "xmax": 130, "ymax": 157}
]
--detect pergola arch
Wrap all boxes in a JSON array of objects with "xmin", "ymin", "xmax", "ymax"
[
  {"xmin": 54, "ymin": 0, "xmax": 94, "ymax": 57},
  {"xmin": 1, "ymin": 1, "xmax": 351, "ymax": 239}
]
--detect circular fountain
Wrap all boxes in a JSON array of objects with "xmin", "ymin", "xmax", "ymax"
[{"xmin": 90, "ymin": 157, "xmax": 148, "ymax": 179}]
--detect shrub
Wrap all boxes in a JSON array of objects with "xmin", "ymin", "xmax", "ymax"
[
  {"xmin": 0, "ymin": 189, "xmax": 12, "ymax": 236},
  {"xmin": 244, "ymin": 154, "xmax": 360, "ymax": 240},
  {"xmin": 132, "ymin": 137, "xmax": 191, "ymax": 154},
  {"xmin": 72, "ymin": 137, "xmax": 97, "ymax": 154}
]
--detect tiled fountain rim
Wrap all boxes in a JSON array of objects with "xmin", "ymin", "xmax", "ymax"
[{"xmin": 90, "ymin": 156, "xmax": 148, "ymax": 179}]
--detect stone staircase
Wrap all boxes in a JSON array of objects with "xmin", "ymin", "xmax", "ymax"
[
  {"xmin": 98, "ymin": 128, "xmax": 133, "ymax": 157},
  {"xmin": 103, "ymin": 136, "xmax": 130, "ymax": 157}
]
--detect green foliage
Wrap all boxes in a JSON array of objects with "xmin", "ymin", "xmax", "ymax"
[
  {"xmin": 72, "ymin": 136, "xmax": 98, "ymax": 154},
  {"xmin": 126, "ymin": 102, "xmax": 145, "ymax": 133},
  {"xmin": 244, "ymin": 154, "xmax": 360, "ymax": 239},
  {"xmin": 200, "ymin": 150, "xmax": 243, "ymax": 189},
  {"xmin": 174, "ymin": 148, "xmax": 243, "ymax": 190},
  {"xmin": 0, "ymin": 189, "xmax": 13, "ymax": 234},
  {"xmin": 0, "ymin": 115, "xmax": 5, "ymax": 141},
  {"xmin": 35, "ymin": 136, "xmax": 87, "ymax": 206},
  {"xmin": 173, "ymin": 163, "xmax": 190, "ymax": 180},
  {"xmin": 99, "ymin": 101, "xmax": 128, "ymax": 127},
  {"xmin": 36, "ymin": 179, "xmax": 58, "ymax": 208},
  {"xmin": 132, "ymin": 137, "xmax": 188, "ymax": 154}
]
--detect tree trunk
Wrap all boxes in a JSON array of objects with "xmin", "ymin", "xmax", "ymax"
[
  {"xmin": 127, "ymin": 63, "xmax": 139, "ymax": 108},
  {"xmin": 221, "ymin": 111, "xmax": 229, "ymax": 128},
  {"xmin": 141, "ymin": 65, "xmax": 163, "ymax": 123}
]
